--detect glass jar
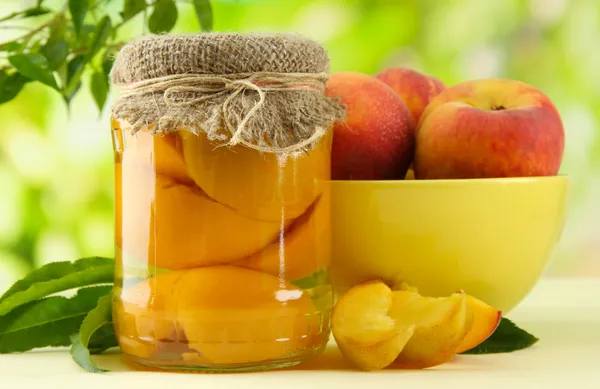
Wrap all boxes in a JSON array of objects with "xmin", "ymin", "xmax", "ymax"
[
  {"xmin": 111, "ymin": 119, "xmax": 333, "ymax": 371},
  {"xmin": 108, "ymin": 32, "xmax": 342, "ymax": 372}
]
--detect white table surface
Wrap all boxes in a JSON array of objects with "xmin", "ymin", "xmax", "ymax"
[{"xmin": 1, "ymin": 277, "xmax": 599, "ymax": 389}]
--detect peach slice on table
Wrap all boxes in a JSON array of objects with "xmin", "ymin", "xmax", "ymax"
[
  {"xmin": 389, "ymin": 283, "xmax": 502, "ymax": 354},
  {"xmin": 456, "ymin": 295, "xmax": 502, "ymax": 353},
  {"xmin": 331, "ymin": 281, "xmax": 416, "ymax": 371},
  {"xmin": 390, "ymin": 290, "xmax": 473, "ymax": 369},
  {"xmin": 331, "ymin": 281, "xmax": 473, "ymax": 371}
]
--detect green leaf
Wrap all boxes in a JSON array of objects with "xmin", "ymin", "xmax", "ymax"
[
  {"xmin": 0, "ymin": 257, "xmax": 113, "ymax": 301},
  {"xmin": 90, "ymin": 71, "xmax": 108, "ymax": 112},
  {"xmin": 70, "ymin": 292, "xmax": 113, "ymax": 373},
  {"xmin": 0, "ymin": 286, "xmax": 112, "ymax": 354},
  {"xmin": 0, "ymin": 257, "xmax": 114, "ymax": 316},
  {"xmin": 8, "ymin": 53, "xmax": 58, "ymax": 89},
  {"xmin": 102, "ymin": 54, "xmax": 114, "ymax": 80},
  {"xmin": 47, "ymin": 13, "xmax": 68, "ymax": 47},
  {"xmin": 122, "ymin": 0, "xmax": 147, "ymax": 21},
  {"xmin": 460, "ymin": 317, "xmax": 539, "ymax": 354},
  {"xmin": 86, "ymin": 16, "xmax": 112, "ymax": 61},
  {"xmin": 292, "ymin": 268, "xmax": 329, "ymax": 290},
  {"xmin": 63, "ymin": 81, "xmax": 82, "ymax": 107},
  {"xmin": 193, "ymin": 0, "xmax": 213, "ymax": 31},
  {"xmin": 0, "ymin": 41, "xmax": 24, "ymax": 52},
  {"xmin": 0, "ymin": 10, "xmax": 21, "ymax": 23},
  {"xmin": 23, "ymin": 7, "xmax": 52, "ymax": 17},
  {"xmin": 148, "ymin": 0, "xmax": 178, "ymax": 34},
  {"xmin": 64, "ymin": 54, "xmax": 87, "ymax": 98},
  {"xmin": 88, "ymin": 322, "xmax": 118, "ymax": 354},
  {"xmin": 69, "ymin": 0, "xmax": 89, "ymax": 38},
  {"xmin": 41, "ymin": 40, "xmax": 68, "ymax": 70},
  {"xmin": 0, "ymin": 71, "xmax": 29, "ymax": 105}
]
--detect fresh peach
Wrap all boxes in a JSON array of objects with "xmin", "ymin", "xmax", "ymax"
[
  {"xmin": 457, "ymin": 295, "xmax": 502, "ymax": 353},
  {"xmin": 376, "ymin": 67, "xmax": 446, "ymax": 125},
  {"xmin": 414, "ymin": 78, "xmax": 565, "ymax": 179},
  {"xmin": 375, "ymin": 67, "xmax": 446, "ymax": 181},
  {"xmin": 325, "ymin": 72, "xmax": 414, "ymax": 180}
]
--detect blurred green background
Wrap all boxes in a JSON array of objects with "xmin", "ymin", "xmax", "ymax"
[{"xmin": 0, "ymin": 0, "xmax": 598, "ymax": 288}]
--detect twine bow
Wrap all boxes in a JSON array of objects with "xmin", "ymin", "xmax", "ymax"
[{"xmin": 118, "ymin": 72, "xmax": 331, "ymax": 153}]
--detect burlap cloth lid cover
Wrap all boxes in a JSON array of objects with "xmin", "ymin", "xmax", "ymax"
[{"xmin": 110, "ymin": 32, "xmax": 345, "ymax": 154}]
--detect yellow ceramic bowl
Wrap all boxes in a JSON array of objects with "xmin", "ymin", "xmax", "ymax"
[{"xmin": 330, "ymin": 176, "xmax": 568, "ymax": 312}]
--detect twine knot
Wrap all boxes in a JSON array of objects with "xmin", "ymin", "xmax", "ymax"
[{"xmin": 110, "ymin": 33, "xmax": 345, "ymax": 154}]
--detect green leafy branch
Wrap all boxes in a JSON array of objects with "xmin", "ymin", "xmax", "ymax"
[
  {"xmin": 0, "ymin": 257, "xmax": 116, "ymax": 362},
  {"xmin": 0, "ymin": 0, "xmax": 213, "ymax": 112}
]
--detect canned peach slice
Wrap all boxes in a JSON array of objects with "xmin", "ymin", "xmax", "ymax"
[
  {"xmin": 174, "ymin": 266, "xmax": 319, "ymax": 365},
  {"xmin": 118, "ymin": 164, "xmax": 288, "ymax": 269},
  {"xmin": 114, "ymin": 271, "xmax": 185, "ymax": 358},
  {"xmin": 112, "ymin": 120, "xmax": 192, "ymax": 184},
  {"xmin": 235, "ymin": 188, "xmax": 331, "ymax": 282},
  {"xmin": 179, "ymin": 130, "xmax": 331, "ymax": 222}
]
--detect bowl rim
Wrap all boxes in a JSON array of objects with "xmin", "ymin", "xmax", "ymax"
[{"xmin": 330, "ymin": 174, "xmax": 569, "ymax": 185}]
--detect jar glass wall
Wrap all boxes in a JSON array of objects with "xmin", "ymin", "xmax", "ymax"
[{"xmin": 111, "ymin": 118, "xmax": 333, "ymax": 372}]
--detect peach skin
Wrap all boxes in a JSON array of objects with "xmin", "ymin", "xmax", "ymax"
[
  {"xmin": 414, "ymin": 78, "xmax": 565, "ymax": 179},
  {"xmin": 376, "ymin": 67, "xmax": 446, "ymax": 125},
  {"xmin": 325, "ymin": 72, "xmax": 414, "ymax": 180}
]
